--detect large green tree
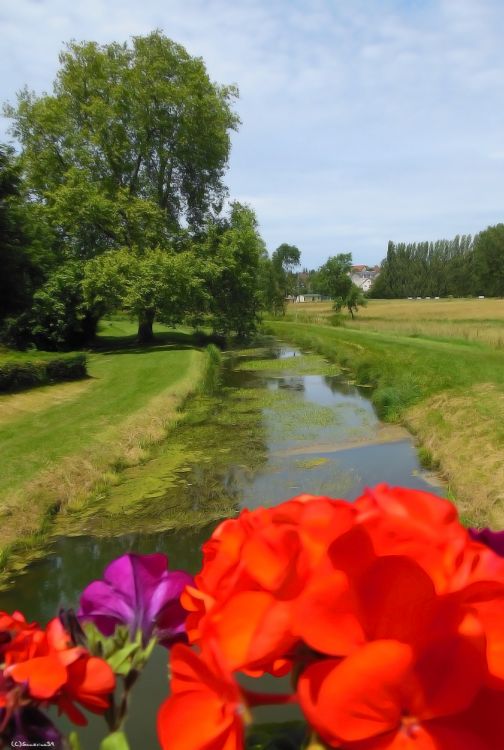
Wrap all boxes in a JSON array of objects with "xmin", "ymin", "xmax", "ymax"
[
  {"xmin": 6, "ymin": 31, "xmax": 240, "ymax": 341},
  {"xmin": 203, "ymin": 202, "xmax": 265, "ymax": 339},
  {"xmin": 7, "ymin": 31, "xmax": 239, "ymax": 247},
  {"xmin": 315, "ymin": 253, "xmax": 353, "ymax": 302},
  {"xmin": 81, "ymin": 202, "xmax": 264, "ymax": 343},
  {"xmin": 272, "ymin": 243, "xmax": 301, "ymax": 295},
  {"xmin": 83, "ymin": 246, "xmax": 211, "ymax": 342},
  {"xmin": 260, "ymin": 243, "xmax": 301, "ymax": 315},
  {"xmin": 273, "ymin": 243, "xmax": 301, "ymax": 311}
]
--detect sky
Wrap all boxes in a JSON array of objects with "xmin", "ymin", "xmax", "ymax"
[{"xmin": 2, "ymin": 0, "xmax": 504, "ymax": 267}]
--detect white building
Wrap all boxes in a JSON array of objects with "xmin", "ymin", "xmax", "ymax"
[{"xmin": 350, "ymin": 267, "xmax": 380, "ymax": 292}]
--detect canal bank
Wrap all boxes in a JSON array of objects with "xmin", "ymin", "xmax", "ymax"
[{"xmin": 267, "ymin": 319, "xmax": 504, "ymax": 527}]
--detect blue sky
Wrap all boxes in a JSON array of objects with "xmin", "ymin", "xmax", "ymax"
[{"xmin": 2, "ymin": 0, "xmax": 504, "ymax": 266}]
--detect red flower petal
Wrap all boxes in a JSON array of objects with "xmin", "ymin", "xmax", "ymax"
[{"xmin": 9, "ymin": 655, "xmax": 67, "ymax": 699}]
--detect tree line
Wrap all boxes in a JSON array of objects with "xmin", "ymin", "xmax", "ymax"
[
  {"xmin": 0, "ymin": 31, "xmax": 301, "ymax": 350},
  {"xmin": 370, "ymin": 229, "xmax": 504, "ymax": 299}
]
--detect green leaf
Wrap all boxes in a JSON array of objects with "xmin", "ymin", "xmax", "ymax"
[
  {"xmin": 99, "ymin": 731, "xmax": 131, "ymax": 750},
  {"xmin": 106, "ymin": 642, "xmax": 141, "ymax": 675},
  {"xmin": 129, "ymin": 634, "xmax": 157, "ymax": 671}
]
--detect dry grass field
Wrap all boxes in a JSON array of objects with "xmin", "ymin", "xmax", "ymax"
[{"xmin": 286, "ymin": 298, "xmax": 504, "ymax": 347}]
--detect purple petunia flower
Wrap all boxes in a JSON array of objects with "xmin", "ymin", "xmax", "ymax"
[
  {"xmin": 78, "ymin": 553, "xmax": 193, "ymax": 647},
  {"xmin": 469, "ymin": 527, "xmax": 504, "ymax": 558}
]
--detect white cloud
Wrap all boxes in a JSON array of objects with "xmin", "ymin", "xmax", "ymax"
[{"xmin": 2, "ymin": 0, "xmax": 504, "ymax": 265}]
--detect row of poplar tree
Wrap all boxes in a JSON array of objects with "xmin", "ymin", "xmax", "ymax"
[
  {"xmin": 370, "ymin": 227, "xmax": 504, "ymax": 299},
  {"xmin": 0, "ymin": 31, "xmax": 295, "ymax": 350}
]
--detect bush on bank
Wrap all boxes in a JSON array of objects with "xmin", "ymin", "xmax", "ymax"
[{"xmin": 0, "ymin": 353, "xmax": 87, "ymax": 393}]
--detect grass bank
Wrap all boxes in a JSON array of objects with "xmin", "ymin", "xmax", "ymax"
[
  {"xmin": 267, "ymin": 319, "xmax": 504, "ymax": 527},
  {"xmin": 0, "ymin": 318, "xmax": 220, "ymax": 581}
]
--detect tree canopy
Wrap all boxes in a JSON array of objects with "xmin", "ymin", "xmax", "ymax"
[
  {"xmin": 272, "ymin": 244, "xmax": 301, "ymax": 276},
  {"xmin": 6, "ymin": 31, "xmax": 239, "ymax": 256},
  {"xmin": 369, "ymin": 235, "xmax": 480, "ymax": 299},
  {"xmin": 314, "ymin": 254, "xmax": 353, "ymax": 300},
  {"xmin": 204, "ymin": 203, "xmax": 266, "ymax": 338},
  {"xmin": 473, "ymin": 225, "xmax": 504, "ymax": 298},
  {"xmin": 260, "ymin": 243, "xmax": 302, "ymax": 315},
  {"xmin": 312, "ymin": 253, "xmax": 366, "ymax": 317},
  {"xmin": 334, "ymin": 283, "xmax": 367, "ymax": 319},
  {"xmin": 81, "ymin": 202, "xmax": 264, "ymax": 343}
]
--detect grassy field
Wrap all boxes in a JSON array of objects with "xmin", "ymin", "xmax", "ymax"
[
  {"xmin": 0, "ymin": 317, "xmax": 209, "ymax": 572},
  {"xmin": 285, "ymin": 298, "xmax": 504, "ymax": 348},
  {"xmin": 268, "ymin": 307, "xmax": 504, "ymax": 527}
]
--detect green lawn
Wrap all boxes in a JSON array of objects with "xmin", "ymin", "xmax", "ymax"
[{"xmin": 0, "ymin": 319, "xmax": 203, "ymax": 495}]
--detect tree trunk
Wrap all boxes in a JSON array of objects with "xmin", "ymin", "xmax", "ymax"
[{"xmin": 137, "ymin": 309, "xmax": 155, "ymax": 343}]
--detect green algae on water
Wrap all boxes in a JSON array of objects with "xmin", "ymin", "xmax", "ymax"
[
  {"xmin": 235, "ymin": 352, "xmax": 340, "ymax": 376},
  {"xmin": 55, "ymin": 382, "xmax": 269, "ymax": 537},
  {"xmin": 294, "ymin": 457, "xmax": 330, "ymax": 470}
]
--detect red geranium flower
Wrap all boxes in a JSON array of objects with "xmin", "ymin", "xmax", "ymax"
[
  {"xmin": 5, "ymin": 618, "xmax": 115, "ymax": 725},
  {"xmin": 298, "ymin": 630, "xmax": 492, "ymax": 749},
  {"xmin": 354, "ymin": 484, "xmax": 504, "ymax": 592},
  {"xmin": 157, "ymin": 643, "xmax": 246, "ymax": 750},
  {"xmin": 182, "ymin": 495, "xmax": 356, "ymax": 673},
  {"xmin": 169, "ymin": 486, "xmax": 504, "ymax": 749}
]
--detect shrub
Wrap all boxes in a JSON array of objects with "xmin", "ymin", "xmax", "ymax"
[
  {"xmin": 328, "ymin": 313, "xmax": 345, "ymax": 327},
  {"xmin": 0, "ymin": 354, "xmax": 87, "ymax": 393},
  {"xmin": 0, "ymin": 362, "xmax": 45, "ymax": 392},
  {"xmin": 45, "ymin": 354, "xmax": 87, "ymax": 382}
]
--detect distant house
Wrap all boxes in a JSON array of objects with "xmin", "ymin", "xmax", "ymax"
[
  {"xmin": 294, "ymin": 293, "xmax": 329, "ymax": 303},
  {"xmin": 350, "ymin": 265, "xmax": 380, "ymax": 292},
  {"xmin": 350, "ymin": 274, "xmax": 373, "ymax": 292}
]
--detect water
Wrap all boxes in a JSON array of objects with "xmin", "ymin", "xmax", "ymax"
[{"xmin": 0, "ymin": 341, "xmax": 443, "ymax": 748}]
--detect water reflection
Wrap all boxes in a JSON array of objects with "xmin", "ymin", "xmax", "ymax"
[
  {"xmin": 276, "ymin": 376, "xmax": 305, "ymax": 392},
  {"xmin": 2, "ymin": 525, "xmax": 215, "ymax": 622}
]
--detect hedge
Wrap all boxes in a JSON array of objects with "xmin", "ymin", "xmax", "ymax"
[{"xmin": 0, "ymin": 354, "xmax": 87, "ymax": 393}]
